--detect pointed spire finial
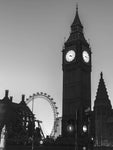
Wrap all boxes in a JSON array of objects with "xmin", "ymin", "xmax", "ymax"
[
  {"xmin": 71, "ymin": 3, "xmax": 83, "ymax": 28},
  {"xmin": 76, "ymin": 2, "xmax": 78, "ymax": 12},
  {"xmin": 100, "ymin": 72, "xmax": 103, "ymax": 79}
]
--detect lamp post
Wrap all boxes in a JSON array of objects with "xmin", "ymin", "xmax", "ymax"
[
  {"xmin": 31, "ymin": 97, "xmax": 34, "ymax": 150},
  {"xmin": 75, "ymin": 110, "xmax": 78, "ymax": 150}
]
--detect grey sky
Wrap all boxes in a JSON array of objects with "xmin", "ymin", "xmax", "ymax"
[{"xmin": 0, "ymin": 0, "xmax": 113, "ymax": 134}]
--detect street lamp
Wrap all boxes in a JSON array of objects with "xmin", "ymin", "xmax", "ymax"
[
  {"xmin": 83, "ymin": 146, "xmax": 86, "ymax": 150},
  {"xmin": 67, "ymin": 124, "xmax": 74, "ymax": 133},
  {"xmin": 83, "ymin": 125, "xmax": 88, "ymax": 133}
]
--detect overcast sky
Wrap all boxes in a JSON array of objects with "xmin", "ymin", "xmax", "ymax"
[{"xmin": 0, "ymin": 0, "xmax": 113, "ymax": 135}]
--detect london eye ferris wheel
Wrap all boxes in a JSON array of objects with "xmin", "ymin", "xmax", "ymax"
[{"xmin": 25, "ymin": 92, "xmax": 59, "ymax": 138}]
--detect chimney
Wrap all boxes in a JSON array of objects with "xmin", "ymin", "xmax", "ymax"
[
  {"xmin": 10, "ymin": 96, "xmax": 13, "ymax": 102},
  {"xmin": 22, "ymin": 95, "xmax": 25, "ymax": 101},
  {"xmin": 5, "ymin": 90, "xmax": 9, "ymax": 97}
]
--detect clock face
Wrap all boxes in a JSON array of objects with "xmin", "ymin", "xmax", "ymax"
[
  {"xmin": 82, "ymin": 51, "xmax": 90, "ymax": 63},
  {"xmin": 65, "ymin": 50, "xmax": 75, "ymax": 62}
]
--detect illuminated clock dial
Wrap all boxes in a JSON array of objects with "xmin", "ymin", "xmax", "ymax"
[
  {"xmin": 82, "ymin": 51, "xmax": 90, "ymax": 63},
  {"xmin": 65, "ymin": 50, "xmax": 75, "ymax": 62}
]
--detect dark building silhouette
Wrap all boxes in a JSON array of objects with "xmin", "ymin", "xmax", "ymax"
[
  {"xmin": 61, "ymin": 6, "xmax": 113, "ymax": 149},
  {"xmin": 94, "ymin": 73, "xmax": 113, "ymax": 147},
  {"xmin": 62, "ymin": 6, "xmax": 92, "ymax": 148},
  {"xmin": 62, "ymin": 6, "xmax": 113, "ymax": 149},
  {"xmin": 0, "ymin": 90, "xmax": 35, "ymax": 145}
]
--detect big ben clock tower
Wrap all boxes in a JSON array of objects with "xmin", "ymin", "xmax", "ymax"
[{"xmin": 62, "ymin": 6, "xmax": 92, "ymax": 143}]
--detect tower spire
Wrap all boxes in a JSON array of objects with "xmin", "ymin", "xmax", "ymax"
[
  {"xmin": 65, "ymin": 5, "xmax": 89, "ymax": 46},
  {"xmin": 71, "ymin": 4, "xmax": 83, "ymax": 28},
  {"xmin": 96, "ymin": 72, "xmax": 109, "ymax": 99},
  {"xmin": 94, "ymin": 72, "xmax": 112, "ymax": 109}
]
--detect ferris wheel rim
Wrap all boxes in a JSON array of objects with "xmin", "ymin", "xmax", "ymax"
[{"xmin": 25, "ymin": 92, "xmax": 59, "ymax": 137}]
